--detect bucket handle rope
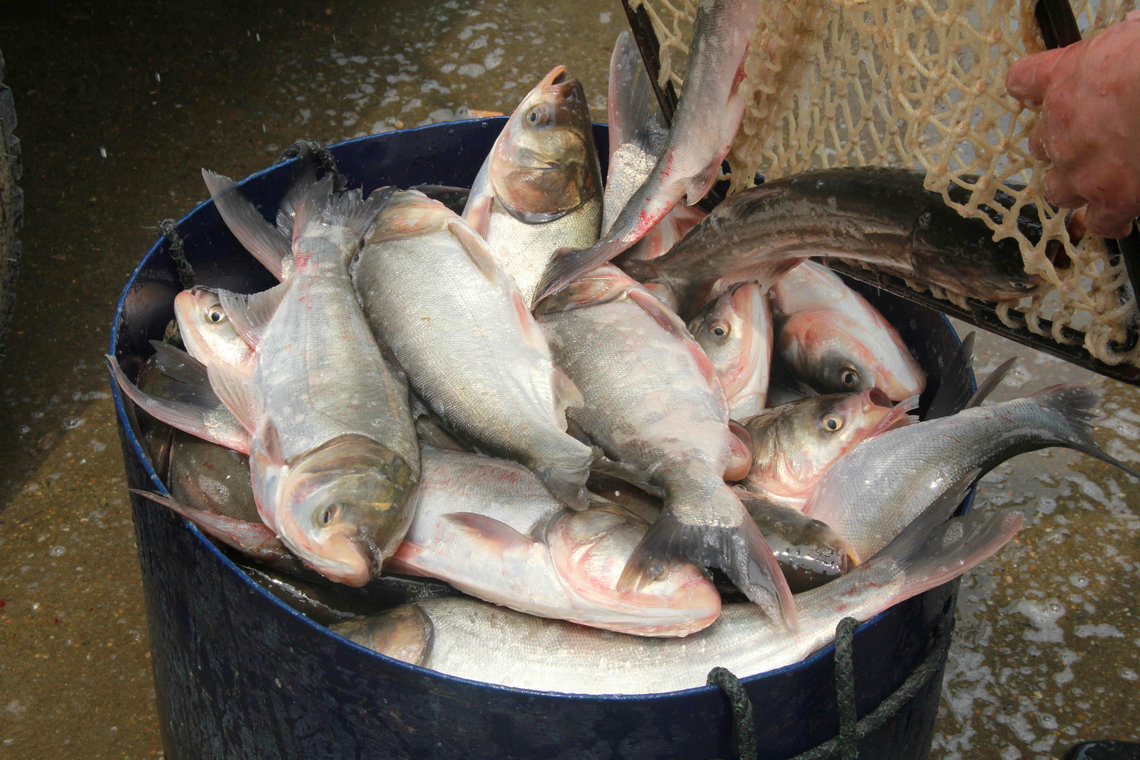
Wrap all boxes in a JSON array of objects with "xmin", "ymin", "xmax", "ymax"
[{"xmin": 707, "ymin": 613, "xmax": 955, "ymax": 760}]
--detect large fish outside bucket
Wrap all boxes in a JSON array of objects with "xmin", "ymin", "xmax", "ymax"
[{"xmin": 110, "ymin": 120, "xmax": 971, "ymax": 759}]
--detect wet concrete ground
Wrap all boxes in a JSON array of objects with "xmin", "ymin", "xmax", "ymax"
[{"xmin": 0, "ymin": 1, "xmax": 1136, "ymax": 758}]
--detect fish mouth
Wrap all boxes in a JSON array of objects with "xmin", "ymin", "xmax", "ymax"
[
  {"xmin": 868, "ymin": 390, "xmax": 919, "ymax": 435},
  {"xmin": 541, "ymin": 65, "xmax": 585, "ymax": 108}
]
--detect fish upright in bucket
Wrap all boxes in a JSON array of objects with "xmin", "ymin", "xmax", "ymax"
[{"xmin": 154, "ymin": 174, "xmax": 421, "ymax": 587}]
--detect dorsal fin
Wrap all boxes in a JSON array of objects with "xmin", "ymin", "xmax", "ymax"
[{"xmin": 218, "ymin": 283, "xmax": 287, "ymax": 346}]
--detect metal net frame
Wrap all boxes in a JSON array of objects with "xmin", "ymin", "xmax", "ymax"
[{"xmin": 625, "ymin": 0, "xmax": 1140, "ymax": 382}]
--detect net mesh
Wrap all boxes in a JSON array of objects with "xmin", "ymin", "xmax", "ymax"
[{"xmin": 630, "ymin": 0, "xmax": 1138, "ymax": 370}]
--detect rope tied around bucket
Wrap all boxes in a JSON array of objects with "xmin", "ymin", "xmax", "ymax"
[
  {"xmin": 157, "ymin": 218, "xmax": 194, "ymax": 290},
  {"xmin": 276, "ymin": 139, "xmax": 346, "ymax": 192},
  {"xmin": 706, "ymin": 612, "xmax": 955, "ymax": 760},
  {"xmin": 707, "ymin": 666, "xmax": 758, "ymax": 760}
]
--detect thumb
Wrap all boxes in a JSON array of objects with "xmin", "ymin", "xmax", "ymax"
[{"xmin": 1005, "ymin": 47, "xmax": 1067, "ymax": 105}]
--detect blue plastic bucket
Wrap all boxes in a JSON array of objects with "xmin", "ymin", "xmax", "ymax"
[{"xmin": 110, "ymin": 119, "xmax": 969, "ymax": 760}]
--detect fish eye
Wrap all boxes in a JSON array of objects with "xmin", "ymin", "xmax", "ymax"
[
  {"xmin": 316, "ymin": 503, "xmax": 343, "ymax": 527},
  {"xmin": 525, "ymin": 106, "xmax": 547, "ymax": 126},
  {"xmin": 839, "ymin": 367, "xmax": 860, "ymax": 388},
  {"xmin": 205, "ymin": 304, "xmax": 227, "ymax": 324},
  {"xmin": 710, "ymin": 320, "xmax": 730, "ymax": 339},
  {"xmin": 821, "ymin": 413, "xmax": 844, "ymax": 433}
]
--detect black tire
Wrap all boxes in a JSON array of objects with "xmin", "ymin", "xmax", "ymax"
[{"xmin": 0, "ymin": 47, "xmax": 23, "ymax": 362}]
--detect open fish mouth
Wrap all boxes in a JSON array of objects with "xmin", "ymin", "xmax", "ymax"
[
  {"xmin": 870, "ymin": 390, "xmax": 920, "ymax": 435},
  {"xmin": 541, "ymin": 65, "xmax": 585, "ymax": 107}
]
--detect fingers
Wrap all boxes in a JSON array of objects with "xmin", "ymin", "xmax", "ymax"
[
  {"xmin": 1006, "ymin": 47, "xmax": 1067, "ymax": 105},
  {"xmin": 1082, "ymin": 204, "xmax": 1137, "ymax": 240},
  {"xmin": 1043, "ymin": 169, "xmax": 1087, "ymax": 209}
]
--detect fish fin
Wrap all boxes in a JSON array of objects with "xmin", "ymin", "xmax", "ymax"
[
  {"xmin": 533, "ymin": 448, "xmax": 594, "ymax": 511},
  {"xmin": 1032, "ymin": 385, "xmax": 1140, "ymax": 480},
  {"xmin": 129, "ymin": 488, "xmax": 301, "ymax": 571},
  {"xmin": 447, "ymin": 218, "xmax": 503, "ymax": 283},
  {"xmin": 922, "ymin": 331, "xmax": 976, "ymax": 419},
  {"xmin": 441, "ymin": 513, "xmax": 540, "ymax": 553},
  {"xmin": 607, "ymin": 31, "xmax": 657, "ymax": 158},
  {"xmin": 206, "ymin": 361, "xmax": 261, "ymax": 434},
  {"xmin": 683, "ymin": 160, "xmax": 724, "ymax": 206},
  {"xmin": 218, "ymin": 283, "xmax": 287, "ymax": 347},
  {"xmin": 618, "ymin": 496, "xmax": 797, "ymax": 629},
  {"xmin": 410, "ymin": 184, "xmax": 472, "ymax": 215},
  {"xmin": 871, "ymin": 501, "xmax": 1024, "ymax": 600},
  {"xmin": 292, "ymin": 175, "xmax": 337, "ymax": 247},
  {"xmin": 202, "ymin": 169, "xmax": 292, "ymax": 282},
  {"xmin": 532, "ymin": 264, "xmax": 631, "ymax": 316},
  {"xmin": 965, "ymin": 357, "xmax": 1018, "ymax": 408},
  {"xmin": 552, "ymin": 368, "xmax": 585, "ymax": 413},
  {"xmin": 589, "ymin": 456, "xmax": 666, "ymax": 499},
  {"xmin": 106, "ymin": 354, "xmax": 250, "ymax": 453},
  {"xmin": 461, "ymin": 156, "xmax": 495, "ymax": 237},
  {"xmin": 147, "ymin": 340, "xmax": 211, "ymax": 390},
  {"xmin": 326, "ymin": 185, "xmax": 393, "ymax": 241},
  {"xmin": 275, "ymin": 149, "xmax": 320, "ymax": 239}
]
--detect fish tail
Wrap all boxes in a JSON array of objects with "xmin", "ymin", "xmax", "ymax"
[
  {"xmin": 618, "ymin": 495, "xmax": 797, "ymax": 629},
  {"xmin": 532, "ymin": 443, "xmax": 594, "ymax": 511},
  {"xmin": 1035, "ymin": 384, "xmax": 1140, "ymax": 480}
]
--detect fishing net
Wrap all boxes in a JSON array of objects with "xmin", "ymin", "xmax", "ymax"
[{"xmin": 626, "ymin": 0, "xmax": 1140, "ymax": 381}]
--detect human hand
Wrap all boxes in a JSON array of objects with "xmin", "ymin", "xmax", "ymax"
[{"xmin": 1006, "ymin": 11, "xmax": 1140, "ymax": 239}]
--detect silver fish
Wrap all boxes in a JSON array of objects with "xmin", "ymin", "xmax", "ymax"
[
  {"xmin": 353, "ymin": 189, "xmax": 593, "ymax": 509},
  {"xmin": 207, "ymin": 176, "xmax": 420, "ymax": 586},
  {"xmin": 804, "ymin": 384, "xmax": 1140, "ymax": 562},
  {"xmin": 602, "ymin": 31, "xmax": 708, "ymax": 262},
  {"xmin": 736, "ymin": 390, "xmax": 915, "ymax": 512},
  {"xmin": 334, "ymin": 484, "xmax": 1023, "ymax": 694},
  {"xmin": 387, "ymin": 448, "xmax": 720, "ymax": 637},
  {"xmin": 770, "ymin": 261, "xmax": 925, "ymax": 401},
  {"xmin": 463, "ymin": 66, "xmax": 603, "ymax": 306},
  {"xmin": 535, "ymin": 264, "xmax": 793, "ymax": 626},
  {"xmin": 173, "ymin": 286, "xmax": 256, "ymax": 372},
  {"xmin": 536, "ymin": 0, "xmax": 763, "ymax": 300},
  {"xmin": 688, "ymin": 281, "xmax": 772, "ymax": 419}
]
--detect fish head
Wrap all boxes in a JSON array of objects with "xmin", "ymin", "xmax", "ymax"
[
  {"xmin": 543, "ymin": 503, "xmax": 721, "ymax": 636},
  {"xmin": 688, "ymin": 282, "xmax": 770, "ymax": 405},
  {"xmin": 275, "ymin": 435, "xmax": 418, "ymax": 587},
  {"xmin": 776, "ymin": 310, "xmax": 925, "ymax": 401},
  {"xmin": 489, "ymin": 65, "xmax": 602, "ymax": 224},
  {"xmin": 791, "ymin": 390, "xmax": 914, "ymax": 481},
  {"xmin": 173, "ymin": 287, "xmax": 253, "ymax": 369}
]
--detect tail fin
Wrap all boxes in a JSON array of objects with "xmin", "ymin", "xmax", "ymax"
[
  {"xmin": 1034, "ymin": 384, "xmax": 1140, "ymax": 480},
  {"xmin": 202, "ymin": 169, "xmax": 293, "ymax": 282},
  {"xmin": 619, "ymin": 484, "xmax": 797, "ymax": 628}
]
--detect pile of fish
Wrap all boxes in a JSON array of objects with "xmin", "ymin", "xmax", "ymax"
[{"xmin": 110, "ymin": 1, "xmax": 1138, "ymax": 696}]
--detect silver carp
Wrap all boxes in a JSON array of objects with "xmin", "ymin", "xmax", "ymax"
[
  {"xmin": 535, "ymin": 264, "xmax": 794, "ymax": 626},
  {"xmin": 334, "ymin": 486, "xmax": 1023, "ymax": 694},
  {"xmin": 688, "ymin": 281, "xmax": 772, "ymax": 419},
  {"xmin": 770, "ymin": 261, "xmax": 925, "ymax": 401},
  {"xmin": 463, "ymin": 66, "xmax": 603, "ymax": 306},
  {"xmin": 388, "ymin": 448, "xmax": 720, "ymax": 637},
  {"xmin": 737, "ymin": 390, "xmax": 915, "ymax": 512},
  {"xmin": 536, "ymin": 0, "xmax": 763, "ymax": 300},
  {"xmin": 206, "ymin": 176, "xmax": 421, "ymax": 586},
  {"xmin": 353, "ymin": 188, "xmax": 593, "ymax": 509},
  {"xmin": 804, "ymin": 384, "xmax": 1140, "ymax": 562}
]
